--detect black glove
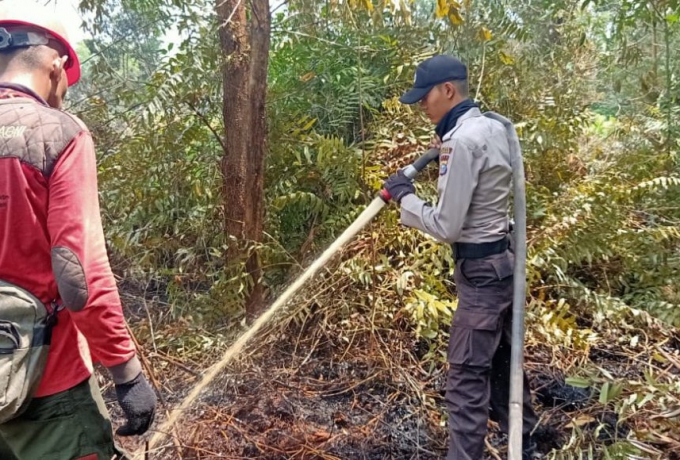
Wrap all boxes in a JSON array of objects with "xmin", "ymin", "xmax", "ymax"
[
  {"xmin": 383, "ymin": 170, "xmax": 415, "ymax": 204},
  {"xmin": 115, "ymin": 372, "xmax": 157, "ymax": 436}
]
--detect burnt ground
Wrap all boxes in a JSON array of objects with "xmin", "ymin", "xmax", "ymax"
[{"xmin": 102, "ymin": 283, "xmax": 680, "ymax": 460}]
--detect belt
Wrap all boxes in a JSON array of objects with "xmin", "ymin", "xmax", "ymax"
[{"xmin": 452, "ymin": 236, "xmax": 509, "ymax": 260}]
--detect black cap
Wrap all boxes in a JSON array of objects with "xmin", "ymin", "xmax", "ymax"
[{"xmin": 399, "ymin": 54, "xmax": 467, "ymax": 105}]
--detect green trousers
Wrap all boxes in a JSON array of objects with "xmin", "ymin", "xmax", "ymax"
[{"xmin": 0, "ymin": 376, "xmax": 129, "ymax": 460}]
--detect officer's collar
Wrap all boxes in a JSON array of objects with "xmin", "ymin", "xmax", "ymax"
[{"xmin": 441, "ymin": 107, "xmax": 482, "ymax": 142}]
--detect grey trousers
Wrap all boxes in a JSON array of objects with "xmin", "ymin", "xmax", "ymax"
[{"xmin": 445, "ymin": 250, "xmax": 538, "ymax": 460}]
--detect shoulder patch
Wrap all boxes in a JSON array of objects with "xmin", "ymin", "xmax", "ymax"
[
  {"xmin": 439, "ymin": 153, "xmax": 450, "ymax": 176},
  {"xmin": 0, "ymin": 100, "xmax": 85, "ymax": 177}
]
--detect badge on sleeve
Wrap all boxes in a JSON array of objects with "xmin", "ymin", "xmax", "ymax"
[{"xmin": 439, "ymin": 153, "xmax": 450, "ymax": 176}]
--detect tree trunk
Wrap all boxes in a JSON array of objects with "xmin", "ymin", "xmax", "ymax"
[{"xmin": 216, "ymin": 0, "xmax": 271, "ymax": 318}]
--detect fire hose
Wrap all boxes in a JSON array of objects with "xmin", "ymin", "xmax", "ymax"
[{"xmin": 484, "ymin": 112, "xmax": 528, "ymax": 459}]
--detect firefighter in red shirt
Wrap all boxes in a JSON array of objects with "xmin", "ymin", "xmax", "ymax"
[{"xmin": 0, "ymin": 2, "xmax": 156, "ymax": 458}]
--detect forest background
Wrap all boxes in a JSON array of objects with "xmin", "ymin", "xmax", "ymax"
[{"xmin": 42, "ymin": 0, "xmax": 680, "ymax": 458}]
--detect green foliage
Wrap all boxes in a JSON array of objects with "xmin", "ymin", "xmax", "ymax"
[
  {"xmin": 68, "ymin": 0, "xmax": 680, "ymax": 456},
  {"xmin": 74, "ymin": 0, "xmax": 680, "ymax": 342},
  {"xmin": 71, "ymin": 3, "xmax": 238, "ymax": 319}
]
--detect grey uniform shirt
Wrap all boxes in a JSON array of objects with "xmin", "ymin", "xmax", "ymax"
[{"xmin": 400, "ymin": 108, "xmax": 512, "ymax": 244}]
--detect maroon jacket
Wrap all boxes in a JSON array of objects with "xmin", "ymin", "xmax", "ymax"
[{"xmin": 0, "ymin": 83, "xmax": 135, "ymax": 397}]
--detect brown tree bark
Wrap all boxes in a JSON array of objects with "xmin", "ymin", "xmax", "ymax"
[{"xmin": 216, "ymin": 0, "xmax": 271, "ymax": 318}]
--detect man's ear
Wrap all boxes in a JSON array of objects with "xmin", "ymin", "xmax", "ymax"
[
  {"xmin": 444, "ymin": 81, "xmax": 456, "ymax": 100},
  {"xmin": 50, "ymin": 55, "xmax": 67, "ymax": 82}
]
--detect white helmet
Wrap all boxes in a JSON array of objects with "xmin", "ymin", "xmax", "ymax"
[{"xmin": 0, "ymin": 0, "xmax": 82, "ymax": 86}]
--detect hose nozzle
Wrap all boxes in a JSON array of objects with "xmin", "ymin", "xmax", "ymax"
[{"xmin": 402, "ymin": 147, "xmax": 440, "ymax": 180}]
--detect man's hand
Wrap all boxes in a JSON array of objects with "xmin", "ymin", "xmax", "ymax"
[
  {"xmin": 109, "ymin": 357, "xmax": 156, "ymax": 436},
  {"xmin": 114, "ymin": 372, "xmax": 157, "ymax": 436},
  {"xmin": 383, "ymin": 170, "xmax": 415, "ymax": 204},
  {"xmin": 429, "ymin": 135, "xmax": 442, "ymax": 150}
]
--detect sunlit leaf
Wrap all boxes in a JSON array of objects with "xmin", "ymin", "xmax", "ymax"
[
  {"xmin": 435, "ymin": 0, "xmax": 449, "ymax": 18},
  {"xmin": 565, "ymin": 415, "xmax": 595, "ymax": 428},
  {"xmin": 479, "ymin": 26, "xmax": 492, "ymax": 41},
  {"xmin": 448, "ymin": 9, "xmax": 464, "ymax": 25},
  {"xmin": 499, "ymin": 51, "xmax": 515, "ymax": 65}
]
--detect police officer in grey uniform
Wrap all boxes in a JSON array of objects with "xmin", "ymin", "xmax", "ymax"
[{"xmin": 383, "ymin": 54, "xmax": 539, "ymax": 460}]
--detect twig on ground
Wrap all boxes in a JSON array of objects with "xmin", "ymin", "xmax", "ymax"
[
  {"xmin": 149, "ymin": 352, "xmax": 200, "ymax": 377},
  {"xmin": 485, "ymin": 436, "xmax": 502, "ymax": 460}
]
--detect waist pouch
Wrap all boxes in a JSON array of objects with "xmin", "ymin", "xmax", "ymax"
[{"xmin": 0, "ymin": 279, "xmax": 58, "ymax": 423}]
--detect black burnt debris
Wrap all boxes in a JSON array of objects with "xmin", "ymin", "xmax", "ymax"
[{"xmin": 104, "ymin": 280, "xmax": 680, "ymax": 459}]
